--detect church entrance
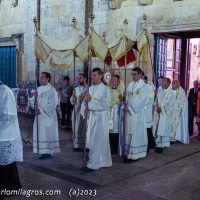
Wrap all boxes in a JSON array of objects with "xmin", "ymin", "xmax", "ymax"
[{"xmin": 153, "ymin": 31, "xmax": 200, "ymax": 91}]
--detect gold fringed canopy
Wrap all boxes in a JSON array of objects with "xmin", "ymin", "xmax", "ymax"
[
  {"xmin": 34, "ymin": 16, "xmax": 150, "ymax": 72},
  {"xmin": 34, "ymin": 17, "xmax": 80, "ymax": 69},
  {"xmin": 74, "ymin": 29, "xmax": 109, "ymax": 63}
]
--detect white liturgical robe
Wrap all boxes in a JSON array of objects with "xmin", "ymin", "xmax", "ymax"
[
  {"xmin": 0, "ymin": 84, "xmax": 23, "ymax": 165},
  {"xmin": 144, "ymin": 83, "xmax": 155, "ymax": 128},
  {"xmin": 171, "ymin": 87, "xmax": 189, "ymax": 144},
  {"xmin": 109, "ymin": 86, "xmax": 122, "ymax": 134},
  {"xmin": 83, "ymin": 82, "xmax": 112, "ymax": 170},
  {"xmin": 125, "ymin": 79, "xmax": 148, "ymax": 160},
  {"xmin": 154, "ymin": 87, "xmax": 176, "ymax": 148},
  {"xmin": 30, "ymin": 83, "xmax": 60, "ymax": 155},
  {"xmin": 70, "ymin": 85, "xmax": 87, "ymax": 148}
]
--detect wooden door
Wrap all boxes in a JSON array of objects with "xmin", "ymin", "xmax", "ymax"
[
  {"xmin": 154, "ymin": 35, "xmax": 168, "ymax": 80},
  {"xmin": 0, "ymin": 46, "xmax": 16, "ymax": 88}
]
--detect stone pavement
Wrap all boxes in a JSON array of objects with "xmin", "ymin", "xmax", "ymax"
[{"xmin": 4, "ymin": 114, "xmax": 200, "ymax": 200}]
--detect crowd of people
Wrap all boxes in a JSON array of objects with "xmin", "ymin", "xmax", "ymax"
[
  {"xmin": 0, "ymin": 67, "xmax": 200, "ymax": 196},
  {"xmin": 31, "ymin": 68, "xmax": 199, "ymax": 170}
]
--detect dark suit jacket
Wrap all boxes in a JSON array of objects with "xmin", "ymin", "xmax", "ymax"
[{"xmin": 188, "ymin": 87, "xmax": 199, "ymax": 115}]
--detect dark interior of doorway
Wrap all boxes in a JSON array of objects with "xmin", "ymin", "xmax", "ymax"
[{"xmin": 154, "ymin": 30, "xmax": 200, "ymax": 91}]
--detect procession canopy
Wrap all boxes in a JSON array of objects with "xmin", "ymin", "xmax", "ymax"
[
  {"xmin": 74, "ymin": 29, "xmax": 109, "ymax": 63},
  {"xmin": 105, "ymin": 19, "xmax": 137, "ymax": 67},
  {"xmin": 34, "ymin": 15, "xmax": 149, "ymax": 71},
  {"xmin": 34, "ymin": 17, "xmax": 80, "ymax": 68},
  {"xmin": 107, "ymin": 34, "xmax": 136, "ymax": 67},
  {"xmin": 136, "ymin": 29, "xmax": 148, "ymax": 53},
  {"xmin": 136, "ymin": 28, "xmax": 153, "ymax": 80}
]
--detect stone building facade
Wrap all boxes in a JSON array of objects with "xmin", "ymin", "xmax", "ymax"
[{"xmin": 0, "ymin": 0, "xmax": 200, "ymax": 87}]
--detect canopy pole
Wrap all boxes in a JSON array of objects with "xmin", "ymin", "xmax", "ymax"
[
  {"xmin": 36, "ymin": 0, "xmax": 41, "ymax": 81},
  {"xmin": 123, "ymin": 18, "xmax": 128, "ymax": 157},
  {"xmin": 73, "ymin": 53, "xmax": 76, "ymax": 151},
  {"xmin": 33, "ymin": 16, "xmax": 40, "ymax": 81},
  {"xmin": 142, "ymin": 14, "xmax": 155, "ymax": 84},
  {"xmin": 123, "ymin": 18, "xmax": 128, "ymax": 92},
  {"xmin": 83, "ymin": 13, "xmax": 95, "ymax": 168},
  {"xmin": 122, "ymin": 41, "xmax": 128, "ymax": 158},
  {"xmin": 145, "ymin": 28, "xmax": 155, "ymax": 84},
  {"xmin": 72, "ymin": 17, "xmax": 77, "ymax": 86},
  {"xmin": 34, "ymin": 81, "xmax": 40, "ymax": 156},
  {"xmin": 33, "ymin": 15, "xmax": 40, "ymax": 157},
  {"xmin": 73, "ymin": 55, "xmax": 76, "ymax": 86},
  {"xmin": 102, "ymin": 32, "xmax": 107, "ymax": 73},
  {"xmin": 83, "ymin": 48, "xmax": 91, "ymax": 168},
  {"xmin": 72, "ymin": 17, "xmax": 77, "ymax": 150}
]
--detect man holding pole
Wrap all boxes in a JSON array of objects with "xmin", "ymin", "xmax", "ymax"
[
  {"xmin": 81, "ymin": 68, "xmax": 112, "ymax": 172},
  {"xmin": 108, "ymin": 74, "xmax": 124, "ymax": 155},
  {"xmin": 30, "ymin": 72, "xmax": 60, "ymax": 159},
  {"xmin": 171, "ymin": 80, "xmax": 189, "ymax": 144},
  {"xmin": 154, "ymin": 78, "xmax": 176, "ymax": 153},
  {"xmin": 70, "ymin": 73, "xmax": 87, "ymax": 152},
  {"xmin": 142, "ymin": 75, "xmax": 156, "ymax": 152}
]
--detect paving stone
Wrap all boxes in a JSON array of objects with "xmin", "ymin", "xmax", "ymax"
[{"xmin": 7, "ymin": 115, "xmax": 200, "ymax": 200}]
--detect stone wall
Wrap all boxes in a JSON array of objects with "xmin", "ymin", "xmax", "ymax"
[
  {"xmin": 0, "ymin": 0, "xmax": 86, "ymax": 82},
  {"xmin": 38, "ymin": 0, "xmax": 86, "ymax": 83},
  {"xmin": 0, "ymin": 0, "xmax": 32, "ymax": 82},
  {"xmin": 92, "ymin": 0, "xmax": 200, "ymax": 41}
]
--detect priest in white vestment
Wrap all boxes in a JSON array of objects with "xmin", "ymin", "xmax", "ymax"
[
  {"xmin": 153, "ymin": 76, "xmax": 164, "ymax": 136},
  {"xmin": 30, "ymin": 72, "xmax": 60, "ymax": 159},
  {"xmin": 171, "ymin": 80, "xmax": 189, "ymax": 144},
  {"xmin": 123, "ymin": 67, "xmax": 149, "ymax": 163},
  {"xmin": 81, "ymin": 68, "xmax": 112, "ymax": 172},
  {"xmin": 70, "ymin": 73, "xmax": 87, "ymax": 151},
  {"xmin": 157, "ymin": 76, "xmax": 164, "ymax": 93},
  {"xmin": 143, "ymin": 76, "xmax": 156, "ymax": 152},
  {"xmin": 109, "ymin": 74, "xmax": 124, "ymax": 155},
  {"xmin": 154, "ymin": 78, "xmax": 176, "ymax": 153},
  {"xmin": 0, "ymin": 81, "xmax": 23, "ymax": 193}
]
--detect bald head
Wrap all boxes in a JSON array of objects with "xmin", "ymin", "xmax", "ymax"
[{"xmin": 172, "ymin": 80, "xmax": 180, "ymax": 90}]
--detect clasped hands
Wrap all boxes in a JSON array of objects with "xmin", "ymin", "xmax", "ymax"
[
  {"xmin": 157, "ymin": 107, "xmax": 162, "ymax": 113},
  {"xmin": 85, "ymin": 93, "xmax": 92, "ymax": 102}
]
